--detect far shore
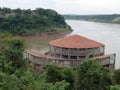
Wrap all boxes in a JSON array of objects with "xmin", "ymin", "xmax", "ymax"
[{"xmin": 66, "ymin": 19, "xmax": 120, "ymax": 24}]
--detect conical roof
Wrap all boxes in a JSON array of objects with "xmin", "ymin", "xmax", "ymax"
[{"xmin": 49, "ymin": 35, "xmax": 104, "ymax": 48}]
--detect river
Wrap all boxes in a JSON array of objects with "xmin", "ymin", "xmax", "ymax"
[{"xmin": 26, "ymin": 20, "xmax": 120, "ymax": 69}]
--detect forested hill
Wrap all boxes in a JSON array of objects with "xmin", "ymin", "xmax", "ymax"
[
  {"xmin": 64, "ymin": 14, "xmax": 120, "ymax": 23},
  {"xmin": 0, "ymin": 7, "xmax": 70, "ymax": 35}
]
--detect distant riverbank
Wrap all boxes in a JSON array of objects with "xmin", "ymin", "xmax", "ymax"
[
  {"xmin": 17, "ymin": 29, "xmax": 72, "ymax": 37},
  {"xmin": 64, "ymin": 14, "xmax": 120, "ymax": 24}
]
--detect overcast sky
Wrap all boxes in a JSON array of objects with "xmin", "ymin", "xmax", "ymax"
[{"xmin": 0, "ymin": 0, "xmax": 120, "ymax": 14}]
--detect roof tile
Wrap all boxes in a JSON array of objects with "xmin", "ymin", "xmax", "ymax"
[
  {"xmin": 26, "ymin": 50, "xmax": 45, "ymax": 58},
  {"xmin": 49, "ymin": 35, "xmax": 104, "ymax": 48}
]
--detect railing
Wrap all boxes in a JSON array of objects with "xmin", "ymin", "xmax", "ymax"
[
  {"xmin": 59, "ymin": 49, "xmax": 103, "ymax": 56},
  {"xmin": 47, "ymin": 57, "xmax": 82, "ymax": 61},
  {"xmin": 60, "ymin": 50, "xmax": 86, "ymax": 56},
  {"xmin": 96, "ymin": 54, "xmax": 115, "ymax": 65},
  {"xmin": 97, "ymin": 58, "xmax": 110, "ymax": 65}
]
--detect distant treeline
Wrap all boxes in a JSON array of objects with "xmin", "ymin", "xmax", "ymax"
[
  {"xmin": 64, "ymin": 14, "xmax": 120, "ymax": 23},
  {"xmin": 0, "ymin": 7, "xmax": 70, "ymax": 35}
]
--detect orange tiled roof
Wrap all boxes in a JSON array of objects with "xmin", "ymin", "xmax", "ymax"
[
  {"xmin": 49, "ymin": 35, "xmax": 104, "ymax": 48},
  {"xmin": 26, "ymin": 50, "xmax": 45, "ymax": 58}
]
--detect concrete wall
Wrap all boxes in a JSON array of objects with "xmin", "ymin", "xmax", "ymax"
[
  {"xmin": 49, "ymin": 45, "xmax": 104, "ymax": 59},
  {"xmin": 25, "ymin": 50, "xmax": 115, "ymax": 71},
  {"xmin": 47, "ymin": 53, "xmax": 115, "ymax": 71},
  {"xmin": 25, "ymin": 52, "xmax": 49, "ymax": 67}
]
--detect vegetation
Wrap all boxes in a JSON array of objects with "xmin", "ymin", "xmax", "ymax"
[
  {"xmin": 64, "ymin": 14, "xmax": 120, "ymax": 23},
  {"xmin": 76, "ymin": 58, "xmax": 112, "ymax": 90},
  {"xmin": 44, "ymin": 64, "xmax": 76, "ymax": 89},
  {"xmin": 0, "ymin": 33, "xmax": 70, "ymax": 90},
  {"xmin": 114, "ymin": 69, "xmax": 120, "ymax": 85},
  {"xmin": 0, "ymin": 7, "xmax": 70, "ymax": 35},
  {"xmin": 0, "ymin": 33, "xmax": 120, "ymax": 90},
  {"xmin": 110, "ymin": 85, "xmax": 120, "ymax": 90}
]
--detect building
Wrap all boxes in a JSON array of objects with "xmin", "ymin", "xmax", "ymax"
[{"xmin": 25, "ymin": 35, "xmax": 116, "ymax": 71}]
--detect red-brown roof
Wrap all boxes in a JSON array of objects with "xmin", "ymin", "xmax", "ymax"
[
  {"xmin": 93, "ymin": 54, "xmax": 113, "ymax": 59},
  {"xmin": 26, "ymin": 50, "xmax": 45, "ymax": 58},
  {"xmin": 49, "ymin": 35, "xmax": 104, "ymax": 48}
]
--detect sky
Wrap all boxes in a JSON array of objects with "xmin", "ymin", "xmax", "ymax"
[{"xmin": 0, "ymin": 0, "xmax": 120, "ymax": 14}]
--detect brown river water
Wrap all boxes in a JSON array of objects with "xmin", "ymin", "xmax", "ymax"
[{"xmin": 25, "ymin": 20, "xmax": 120, "ymax": 69}]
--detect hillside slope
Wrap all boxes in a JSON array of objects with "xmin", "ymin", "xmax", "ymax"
[{"xmin": 0, "ymin": 7, "xmax": 70, "ymax": 35}]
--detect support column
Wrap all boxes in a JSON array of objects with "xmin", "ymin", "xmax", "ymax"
[
  {"xmin": 49, "ymin": 45, "xmax": 52, "ymax": 55},
  {"xmin": 103, "ymin": 46, "xmax": 105, "ymax": 55},
  {"xmin": 60, "ymin": 48, "xmax": 62, "ymax": 58},
  {"xmin": 68, "ymin": 48, "xmax": 70, "ymax": 59},
  {"xmin": 113, "ymin": 54, "xmax": 116, "ymax": 70},
  {"xmin": 71, "ymin": 61, "xmax": 74, "ymax": 68},
  {"xmin": 77, "ymin": 48, "xmax": 79, "ymax": 60},
  {"xmin": 93, "ymin": 48, "xmax": 96, "ymax": 57},
  {"xmin": 53, "ymin": 46, "xmax": 56, "ymax": 57},
  {"xmin": 86, "ymin": 48, "xmax": 89, "ymax": 57}
]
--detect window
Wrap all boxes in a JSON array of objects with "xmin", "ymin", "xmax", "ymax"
[
  {"xmin": 62, "ymin": 55, "xmax": 68, "ymax": 59},
  {"xmin": 70, "ymin": 56, "xmax": 77, "ymax": 59}
]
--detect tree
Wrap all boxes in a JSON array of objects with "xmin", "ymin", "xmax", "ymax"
[
  {"xmin": 114, "ymin": 69, "xmax": 120, "ymax": 85},
  {"xmin": 0, "ymin": 72, "xmax": 8, "ymax": 89},
  {"xmin": 4, "ymin": 37, "xmax": 26, "ymax": 68},
  {"xmin": 0, "ymin": 33, "xmax": 12, "ymax": 51},
  {"xmin": 0, "ymin": 7, "xmax": 70, "ymax": 35},
  {"xmin": 13, "ymin": 8, "xmax": 22, "ymax": 13},
  {"xmin": 76, "ymin": 58, "xmax": 112, "ymax": 90},
  {"xmin": 0, "ymin": 33, "xmax": 15, "ymax": 74},
  {"xmin": 1, "ymin": 74, "xmax": 22, "ymax": 90},
  {"xmin": 110, "ymin": 85, "xmax": 120, "ymax": 90},
  {"xmin": 62, "ymin": 67, "xmax": 76, "ymax": 89},
  {"xmin": 44, "ymin": 64, "xmax": 63, "ymax": 83},
  {"xmin": 1, "ymin": 7, "xmax": 11, "ymax": 14},
  {"xmin": 43, "ymin": 64, "xmax": 76, "ymax": 89}
]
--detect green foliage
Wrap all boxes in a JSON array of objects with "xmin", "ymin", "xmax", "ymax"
[
  {"xmin": 0, "ymin": 7, "xmax": 69, "ymax": 35},
  {"xmin": 44, "ymin": 64, "xmax": 63, "ymax": 83},
  {"xmin": 62, "ymin": 67, "xmax": 77, "ymax": 89},
  {"xmin": 0, "ymin": 69, "xmax": 69, "ymax": 90},
  {"xmin": 110, "ymin": 85, "xmax": 120, "ymax": 90},
  {"xmin": 0, "ymin": 7, "xmax": 11, "ymax": 14},
  {"xmin": 0, "ymin": 33, "xmax": 26, "ymax": 74},
  {"xmin": 0, "ymin": 33, "xmax": 12, "ymax": 51},
  {"xmin": 4, "ymin": 37, "xmax": 26, "ymax": 68},
  {"xmin": 0, "ymin": 72, "xmax": 8, "ymax": 88},
  {"xmin": 0, "ymin": 34, "xmax": 71, "ymax": 90},
  {"xmin": 2, "ymin": 74, "xmax": 22, "ymax": 90},
  {"xmin": 76, "ymin": 58, "xmax": 112, "ymax": 90},
  {"xmin": 44, "ymin": 64, "xmax": 76, "ymax": 89},
  {"xmin": 114, "ymin": 69, "xmax": 120, "ymax": 85}
]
